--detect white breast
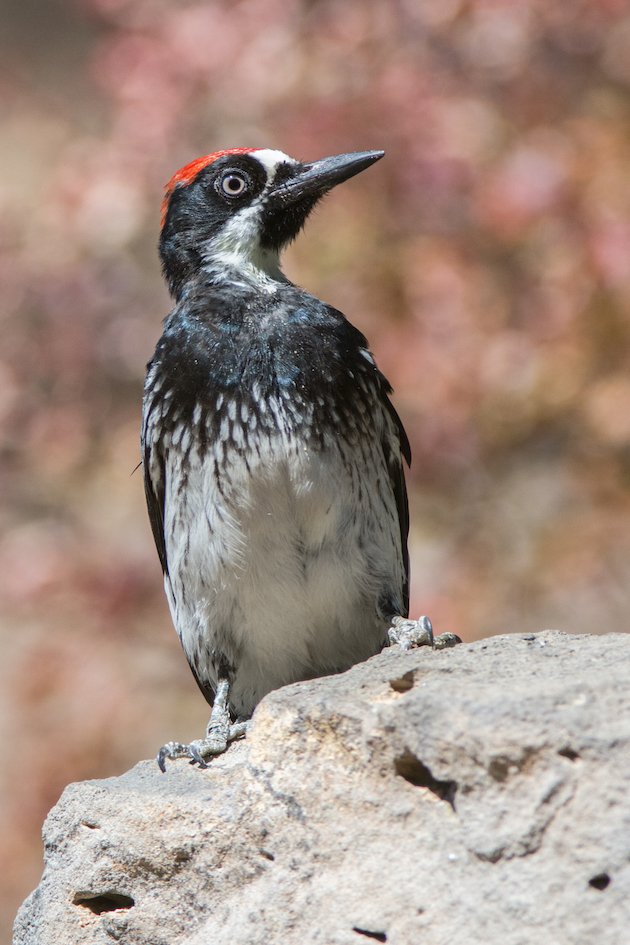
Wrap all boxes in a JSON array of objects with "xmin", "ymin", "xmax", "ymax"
[{"xmin": 160, "ymin": 402, "xmax": 404, "ymax": 716}]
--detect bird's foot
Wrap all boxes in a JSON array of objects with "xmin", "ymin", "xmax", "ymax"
[
  {"xmin": 157, "ymin": 676, "xmax": 249, "ymax": 772},
  {"xmin": 157, "ymin": 720, "xmax": 249, "ymax": 772},
  {"xmin": 388, "ymin": 615, "xmax": 462, "ymax": 651}
]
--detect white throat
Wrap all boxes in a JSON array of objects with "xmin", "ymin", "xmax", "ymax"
[{"xmin": 202, "ymin": 223, "xmax": 283, "ymax": 288}]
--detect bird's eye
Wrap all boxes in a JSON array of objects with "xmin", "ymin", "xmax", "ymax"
[{"xmin": 219, "ymin": 172, "xmax": 248, "ymax": 197}]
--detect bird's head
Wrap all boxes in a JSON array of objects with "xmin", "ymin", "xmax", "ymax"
[{"xmin": 159, "ymin": 147, "xmax": 384, "ymax": 299}]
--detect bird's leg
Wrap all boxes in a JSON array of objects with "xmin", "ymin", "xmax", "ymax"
[
  {"xmin": 388, "ymin": 615, "xmax": 462, "ymax": 651},
  {"xmin": 156, "ymin": 679, "xmax": 249, "ymax": 772}
]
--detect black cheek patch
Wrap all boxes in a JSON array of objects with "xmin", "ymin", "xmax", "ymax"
[{"xmin": 259, "ymin": 196, "xmax": 320, "ymax": 250}]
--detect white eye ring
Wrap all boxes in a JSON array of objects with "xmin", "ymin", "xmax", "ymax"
[{"xmin": 220, "ymin": 172, "xmax": 248, "ymax": 197}]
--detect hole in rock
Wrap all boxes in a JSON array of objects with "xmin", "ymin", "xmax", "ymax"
[
  {"xmin": 588, "ymin": 873, "xmax": 611, "ymax": 891},
  {"xmin": 352, "ymin": 928, "xmax": 387, "ymax": 942},
  {"xmin": 73, "ymin": 892, "xmax": 135, "ymax": 914},
  {"xmin": 389, "ymin": 671, "xmax": 415, "ymax": 693},
  {"xmin": 260, "ymin": 849, "xmax": 275, "ymax": 861},
  {"xmin": 488, "ymin": 757, "xmax": 512, "ymax": 782},
  {"xmin": 558, "ymin": 746, "xmax": 580, "ymax": 761},
  {"xmin": 173, "ymin": 847, "xmax": 192, "ymax": 864},
  {"xmin": 394, "ymin": 749, "xmax": 457, "ymax": 810}
]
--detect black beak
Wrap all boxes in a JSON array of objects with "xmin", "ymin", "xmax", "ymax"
[
  {"xmin": 272, "ymin": 150, "xmax": 384, "ymax": 205},
  {"xmin": 260, "ymin": 150, "xmax": 384, "ymax": 250}
]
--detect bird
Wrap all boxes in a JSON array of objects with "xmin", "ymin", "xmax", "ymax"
[{"xmin": 142, "ymin": 147, "xmax": 459, "ymax": 771}]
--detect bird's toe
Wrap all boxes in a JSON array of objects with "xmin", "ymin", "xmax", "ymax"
[{"xmin": 388, "ymin": 615, "xmax": 462, "ymax": 651}]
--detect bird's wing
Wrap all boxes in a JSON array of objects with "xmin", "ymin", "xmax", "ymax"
[
  {"xmin": 383, "ymin": 394, "xmax": 411, "ymax": 616},
  {"xmin": 142, "ymin": 401, "xmax": 169, "ymax": 576},
  {"xmin": 333, "ymin": 310, "xmax": 412, "ymax": 617}
]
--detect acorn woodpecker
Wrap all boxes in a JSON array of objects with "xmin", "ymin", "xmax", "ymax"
[{"xmin": 143, "ymin": 148, "xmax": 459, "ymax": 771}]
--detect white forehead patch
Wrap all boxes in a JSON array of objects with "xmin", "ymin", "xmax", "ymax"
[{"xmin": 252, "ymin": 149, "xmax": 298, "ymax": 184}]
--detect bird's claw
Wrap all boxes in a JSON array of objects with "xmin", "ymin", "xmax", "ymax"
[
  {"xmin": 156, "ymin": 736, "xmax": 225, "ymax": 771},
  {"xmin": 157, "ymin": 741, "xmax": 191, "ymax": 773},
  {"xmin": 388, "ymin": 615, "xmax": 461, "ymax": 651},
  {"xmin": 156, "ymin": 721, "xmax": 249, "ymax": 772},
  {"xmin": 388, "ymin": 614, "xmax": 434, "ymax": 649},
  {"xmin": 433, "ymin": 631, "xmax": 462, "ymax": 649},
  {"xmin": 187, "ymin": 742, "xmax": 210, "ymax": 768}
]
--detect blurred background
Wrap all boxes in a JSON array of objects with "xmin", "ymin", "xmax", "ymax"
[{"xmin": 2, "ymin": 0, "xmax": 630, "ymax": 934}]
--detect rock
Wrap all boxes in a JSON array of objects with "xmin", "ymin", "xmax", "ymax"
[{"xmin": 14, "ymin": 631, "xmax": 630, "ymax": 945}]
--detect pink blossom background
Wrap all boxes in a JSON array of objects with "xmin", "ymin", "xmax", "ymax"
[{"xmin": 3, "ymin": 0, "xmax": 630, "ymax": 934}]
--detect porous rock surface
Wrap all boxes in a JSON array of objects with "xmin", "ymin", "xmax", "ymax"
[{"xmin": 14, "ymin": 631, "xmax": 630, "ymax": 945}]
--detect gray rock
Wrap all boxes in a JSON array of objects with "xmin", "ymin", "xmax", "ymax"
[{"xmin": 14, "ymin": 631, "xmax": 630, "ymax": 945}]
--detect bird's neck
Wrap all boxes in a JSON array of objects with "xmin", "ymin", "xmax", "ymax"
[
  {"xmin": 200, "ymin": 222, "xmax": 287, "ymax": 295},
  {"xmin": 161, "ymin": 226, "xmax": 289, "ymax": 301},
  {"xmin": 201, "ymin": 252, "xmax": 286, "ymax": 296}
]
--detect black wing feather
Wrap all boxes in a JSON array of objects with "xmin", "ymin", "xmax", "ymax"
[
  {"xmin": 383, "ymin": 395, "xmax": 411, "ymax": 616},
  {"xmin": 142, "ymin": 418, "xmax": 169, "ymax": 577}
]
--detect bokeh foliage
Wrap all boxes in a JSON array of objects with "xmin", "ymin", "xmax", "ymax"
[{"xmin": 2, "ymin": 0, "xmax": 630, "ymax": 934}]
